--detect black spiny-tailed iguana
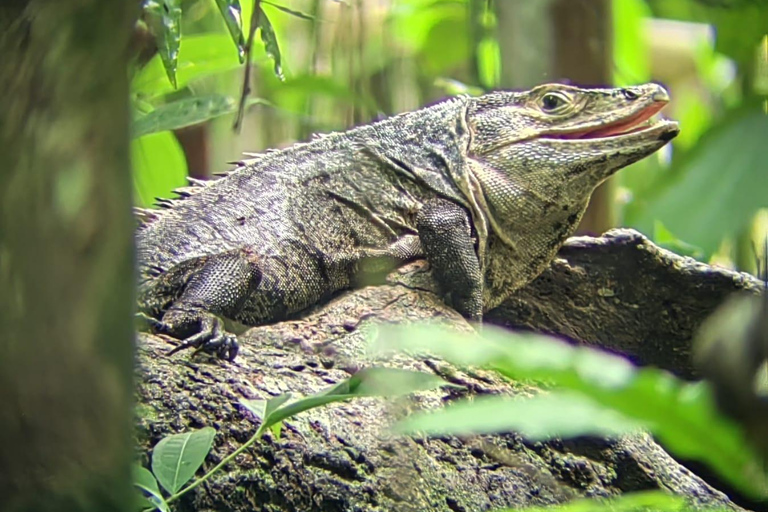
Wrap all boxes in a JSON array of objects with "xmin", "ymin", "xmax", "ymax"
[{"xmin": 137, "ymin": 83, "xmax": 679, "ymax": 360}]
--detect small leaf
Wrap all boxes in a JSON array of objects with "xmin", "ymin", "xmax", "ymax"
[
  {"xmin": 263, "ymin": 1, "xmax": 314, "ymax": 21},
  {"xmin": 241, "ymin": 368, "xmax": 451, "ymax": 436},
  {"xmin": 239, "ymin": 392, "xmax": 293, "ymax": 421},
  {"xmin": 132, "ymin": 95, "xmax": 268, "ymax": 138},
  {"xmin": 257, "ymin": 7, "xmax": 284, "ymax": 80},
  {"xmin": 131, "ymin": 131, "xmax": 187, "ymax": 207},
  {"xmin": 214, "ymin": 0, "xmax": 246, "ymax": 62},
  {"xmin": 151, "ymin": 427, "xmax": 216, "ymax": 495},
  {"xmin": 132, "ymin": 464, "xmax": 169, "ymax": 512},
  {"xmin": 143, "ymin": 0, "xmax": 182, "ymax": 88}
]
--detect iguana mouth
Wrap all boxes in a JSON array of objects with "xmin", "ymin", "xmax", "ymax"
[{"xmin": 544, "ymin": 102, "xmax": 670, "ymax": 140}]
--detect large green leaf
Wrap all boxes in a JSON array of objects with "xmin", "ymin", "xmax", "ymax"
[
  {"xmin": 636, "ymin": 108, "xmax": 768, "ymax": 255},
  {"xmin": 143, "ymin": 0, "xmax": 182, "ymax": 88},
  {"xmin": 214, "ymin": 0, "xmax": 246, "ymax": 63},
  {"xmin": 151, "ymin": 427, "xmax": 216, "ymax": 495},
  {"xmin": 132, "ymin": 95, "xmax": 267, "ymax": 138},
  {"xmin": 131, "ymin": 131, "xmax": 188, "ymax": 207},
  {"xmin": 376, "ymin": 324, "xmax": 768, "ymax": 498},
  {"xmin": 395, "ymin": 392, "xmax": 643, "ymax": 439},
  {"xmin": 132, "ymin": 34, "xmax": 242, "ymax": 99},
  {"xmin": 507, "ymin": 490, "xmax": 727, "ymax": 512}
]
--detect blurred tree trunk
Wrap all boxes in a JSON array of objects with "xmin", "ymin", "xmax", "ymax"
[
  {"xmin": 0, "ymin": 2, "xmax": 138, "ymax": 511},
  {"xmin": 494, "ymin": 0, "xmax": 615, "ymax": 234}
]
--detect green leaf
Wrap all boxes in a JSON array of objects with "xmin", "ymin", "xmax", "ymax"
[
  {"xmin": 257, "ymin": 6, "xmax": 284, "ymax": 80},
  {"xmin": 132, "ymin": 34, "xmax": 242, "ymax": 99},
  {"xmin": 241, "ymin": 368, "xmax": 453, "ymax": 436},
  {"xmin": 151, "ymin": 427, "xmax": 216, "ymax": 495},
  {"xmin": 640, "ymin": 108, "xmax": 768, "ymax": 255},
  {"xmin": 132, "ymin": 95, "xmax": 267, "ymax": 138},
  {"xmin": 263, "ymin": 1, "xmax": 315, "ymax": 21},
  {"xmin": 214, "ymin": 0, "xmax": 246, "ymax": 63},
  {"xmin": 504, "ymin": 490, "xmax": 715, "ymax": 512},
  {"xmin": 377, "ymin": 325, "xmax": 768, "ymax": 498},
  {"xmin": 143, "ymin": 0, "xmax": 182, "ymax": 88},
  {"xmin": 131, "ymin": 131, "xmax": 188, "ymax": 207},
  {"xmin": 396, "ymin": 392, "xmax": 644, "ymax": 439},
  {"xmin": 133, "ymin": 464, "xmax": 170, "ymax": 512}
]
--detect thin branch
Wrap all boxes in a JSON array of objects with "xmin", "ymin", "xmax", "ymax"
[{"xmin": 233, "ymin": 0, "xmax": 262, "ymax": 132}]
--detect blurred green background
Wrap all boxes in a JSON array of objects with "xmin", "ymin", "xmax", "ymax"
[{"xmin": 131, "ymin": 0, "xmax": 768, "ymax": 272}]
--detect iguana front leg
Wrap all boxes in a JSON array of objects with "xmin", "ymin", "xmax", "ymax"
[
  {"xmin": 417, "ymin": 198, "xmax": 483, "ymax": 320},
  {"xmin": 154, "ymin": 248, "xmax": 261, "ymax": 361}
]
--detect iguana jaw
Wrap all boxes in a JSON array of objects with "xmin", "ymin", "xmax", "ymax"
[{"xmin": 539, "ymin": 102, "xmax": 678, "ymax": 141}]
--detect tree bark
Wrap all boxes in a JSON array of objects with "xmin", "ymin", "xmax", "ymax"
[
  {"xmin": 0, "ymin": 2, "xmax": 138, "ymax": 511},
  {"xmin": 135, "ymin": 230, "xmax": 759, "ymax": 512}
]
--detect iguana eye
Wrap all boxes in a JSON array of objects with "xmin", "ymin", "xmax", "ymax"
[{"xmin": 540, "ymin": 92, "xmax": 568, "ymax": 112}]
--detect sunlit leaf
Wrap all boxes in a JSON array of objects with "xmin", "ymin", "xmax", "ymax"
[
  {"xmin": 132, "ymin": 34, "xmax": 242, "ymax": 99},
  {"xmin": 214, "ymin": 0, "xmax": 246, "ymax": 62},
  {"xmin": 377, "ymin": 324, "xmax": 768, "ymax": 498},
  {"xmin": 143, "ymin": 0, "xmax": 182, "ymax": 88},
  {"xmin": 131, "ymin": 131, "xmax": 187, "ymax": 207},
  {"xmin": 258, "ymin": 6, "xmax": 284, "ymax": 80},
  {"xmin": 151, "ymin": 427, "xmax": 216, "ymax": 495}
]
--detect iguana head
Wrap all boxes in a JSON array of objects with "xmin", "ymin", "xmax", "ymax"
[
  {"xmin": 464, "ymin": 82, "xmax": 678, "ymax": 243},
  {"xmin": 467, "ymin": 82, "xmax": 678, "ymax": 185}
]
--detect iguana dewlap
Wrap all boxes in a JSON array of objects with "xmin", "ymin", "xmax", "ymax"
[{"xmin": 136, "ymin": 83, "xmax": 679, "ymax": 360}]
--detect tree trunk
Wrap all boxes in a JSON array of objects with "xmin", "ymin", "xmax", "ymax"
[{"xmin": 0, "ymin": 2, "xmax": 138, "ymax": 511}]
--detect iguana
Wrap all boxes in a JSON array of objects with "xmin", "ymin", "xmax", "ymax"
[{"xmin": 136, "ymin": 83, "xmax": 679, "ymax": 361}]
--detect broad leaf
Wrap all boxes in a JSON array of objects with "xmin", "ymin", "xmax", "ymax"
[
  {"xmin": 133, "ymin": 464, "xmax": 170, "ymax": 512},
  {"xmin": 143, "ymin": 0, "xmax": 182, "ymax": 88},
  {"xmin": 151, "ymin": 427, "xmax": 216, "ymax": 495},
  {"xmin": 132, "ymin": 95, "xmax": 267, "ymax": 138},
  {"xmin": 131, "ymin": 131, "xmax": 187, "ymax": 207},
  {"xmin": 132, "ymin": 34, "xmax": 242, "ymax": 99},
  {"xmin": 214, "ymin": 0, "xmax": 246, "ymax": 62}
]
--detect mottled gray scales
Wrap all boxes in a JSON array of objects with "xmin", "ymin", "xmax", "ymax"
[{"xmin": 136, "ymin": 83, "xmax": 678, "ymax": 359}]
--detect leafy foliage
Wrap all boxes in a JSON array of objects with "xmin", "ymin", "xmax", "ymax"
[
  {"xmin": 376, "ymin": 324, "xmax": 768, "ymax": 499},
  {"xmin": 133, "ymin": 367, "xmax": 450, "ymax": 510}
]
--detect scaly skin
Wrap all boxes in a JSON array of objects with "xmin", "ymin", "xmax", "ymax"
[{"xmin": 136, "ymin": 83, "xmax": 679, "ymax": 360}]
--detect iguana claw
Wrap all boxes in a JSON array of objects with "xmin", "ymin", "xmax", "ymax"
[{"xmin": 156, "ymin": 307, "xmax": 240, "ymax": 362}]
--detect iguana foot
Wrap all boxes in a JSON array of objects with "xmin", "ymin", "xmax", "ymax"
[{"xmin": 158, "ymin": 307, "xmax": 239, "ymax": 361}]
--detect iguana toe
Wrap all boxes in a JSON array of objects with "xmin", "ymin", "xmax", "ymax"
[{"xmin": 158, "ymin": 307, "xmax": 239, "ymax": 361}]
